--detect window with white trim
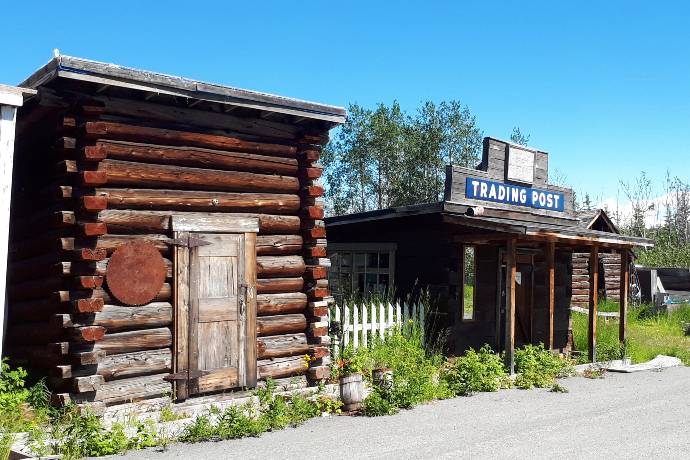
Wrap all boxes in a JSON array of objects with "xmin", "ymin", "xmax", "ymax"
[{"xmin": 328, "ymin": 243, "xmax": 396, "ymax": 300}]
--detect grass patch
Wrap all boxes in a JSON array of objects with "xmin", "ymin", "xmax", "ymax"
[{"xmin": 572, "ymin": 302, "xmax": 690, "ymax": 365}]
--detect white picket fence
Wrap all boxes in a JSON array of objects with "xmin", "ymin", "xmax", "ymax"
[{"xmin": 332, "ymin": 301, "xmax": 426, "ymax": 355}]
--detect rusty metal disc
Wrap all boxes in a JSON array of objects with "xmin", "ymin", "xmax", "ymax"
[{"xmin": 106, "ymin": 241, "xmax": 166, "ymax": 306}]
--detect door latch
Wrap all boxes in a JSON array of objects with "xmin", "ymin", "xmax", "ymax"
[
  {"xmin": 163, "ymin": 369, "xmax": 209, "ymax": 381},
  {"xmin": 239, "ymin": 283, "xmax": 249, "ymax": 316}
]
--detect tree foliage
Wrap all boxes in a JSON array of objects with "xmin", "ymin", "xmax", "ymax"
[
  {"xmin": 322, "ymin": 101, "xmax": 483, "ymax": 215},
  {"xmin": 618, "ymin": 171, "xmax": 690, "ymax": 268},
  {"xmin": 510, "ymin": 126, "xmax": 531, "ymax": 146}
]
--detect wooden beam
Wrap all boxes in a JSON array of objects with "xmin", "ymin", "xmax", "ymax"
[
  {"xmin": 588, "ymin": 244, "xmax": 599, "ymax": 362},
  {"xmin": 83, "ymin": 121, "xmax": 297, "ymax": 157},
  {"xmin": 458, "ymin": 245, "xmax": 465, "ymax": 324},
  {"xmin": 546, "ymin": 241, "xmax": 555, "ymax": 350},
  {"xmin": 504, "ymin": 238, "xmax": 517, "ymax": 374},
  {"xmin": 96, "ymin": 159, "xmax": 300, "ymax": 193},
  {"xmin": 91, "ymin": 141, "xmax": 299, "ymax": 176},
  {"xmin": 0, "ymin": 91, "xmax": 27, "ymax": 362},
  {"xmin": 173, "ymin": 231, "xmax": 189, "ymax": 401},
  {"xmin": 619, "ymin": 249, "xmax": 629, "ymax": 344}
]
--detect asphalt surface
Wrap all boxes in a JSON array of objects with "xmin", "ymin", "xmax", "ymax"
[{"xmin": 120, "ymin": 366, "xmax": 690, "ymax": 460}]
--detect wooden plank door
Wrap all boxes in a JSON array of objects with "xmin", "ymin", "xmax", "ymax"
[
  {"xmin": 173, "ymin": 227, "xmax": 257, "ymax": 399},
  {"xmin": 191, "ymin": 233, "xmax": 243, "ymax": 394},
  {"xmin": 514, "ymin": 263, "xmax": 533, "ymax": 347}
]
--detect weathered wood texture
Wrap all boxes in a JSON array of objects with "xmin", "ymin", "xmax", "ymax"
[{"xmin": 7, "ymin": 86, "xmax": 331, "ymax": 405}]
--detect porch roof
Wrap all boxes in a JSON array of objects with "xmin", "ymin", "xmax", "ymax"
[{"xmin": 325, "ymin": 200, "xmax": 654, "ymax": 249}]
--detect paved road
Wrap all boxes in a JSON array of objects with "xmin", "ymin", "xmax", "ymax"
[{"xmin": 122, "ymin": 367, "xmax": 690, "ymax": 460}]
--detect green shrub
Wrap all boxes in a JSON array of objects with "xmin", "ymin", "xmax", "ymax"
[
  {"xmin": 315, "ymin": 395, "xmax": 342, "ymax": 415},
  {"xmin": 180, "ymin": 382, "xmax": 327, "ymax": 443},
  {"xmin": 362, "ymin": 391, "xmax": 398, "ymax": 417},
  {"xmin": 362, "ymin": 328, "xmax": 450, "ymax": 408},
  {"xmin": 128, "ymin": 419, "xmax": 160, "ymax": 449},
  {"xmin": 514, "ymin": 344, "xmax": 570, "ymax": 389},
  {"xmin": 0, "ymin": 362, "xmax": 30, "ymax": 415},
  {"xmin": 442, "ymin": 345, "xmax": 508, "ymax": 396},
  {"xmin": 216, "ymin": 405, "xmax": 266, "ymax": 438},
  {"xmin": 336, "ymin": 346, "xmax": 366, "ymax": 377},
  {"xmin": 57, "ymin": 410, "xmax": 129, "ymax": 459},
  {"xmin": 0, "ymin": 361, "xmax": 53, "ymax": 460},
  {"xmin": 286, "ymin": 395, "xmax": 321, "ymax": 424},
  {"xmin": 179, "ymin": 414, "xmax": 216, "ymax": 443}
]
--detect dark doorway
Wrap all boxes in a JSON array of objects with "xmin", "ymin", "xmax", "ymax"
[{"xmin": 499, "ymin": 255, "xmax": 535, "ymax": 350}]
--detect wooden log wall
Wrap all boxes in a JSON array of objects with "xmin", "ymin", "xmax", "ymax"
[
  {"xmin": 6, "ymin": 88, "xmax": 333, "ymax": 408},
  {"xmin": 571, "ymin": 252, "xmax": 622, "ymax": 307}
]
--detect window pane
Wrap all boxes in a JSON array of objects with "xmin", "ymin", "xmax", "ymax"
[
  {"xmin": 379, "ymin": 252, "xmax": 389, "ymax": 269},
  {"xmin": 330, "ymin": 253, "xmax": 340, "ymax": 273},
  {"xmin": 342, "ymin": 272, "xmax": 352, "ymax": 295},
  {"xmin": 463, "ymin": 246, "xmax": 476, "ymax": 320},
  {"xmin": 379, "ymin": 274, "xmax": 389, "ymax": 294},
  {"xmin": 366, "ymin": 252, "xmax": 378, "ymax": 269},
  {"xmin": 354, "ymin": 253, "xmax": 366, "ymax": 271},
  {"xmin": 357, "ymin": 272, "xmax": 365, "ymax": 292},
  {"xmin": 341, "ymin": 253, "xmax": 352, "ymax": 270},
  {"xmin": 365, "ymin": 273, "xmax": 377, "ymax": 292}
]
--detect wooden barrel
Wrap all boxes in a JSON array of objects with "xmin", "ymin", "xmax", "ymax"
[
  {"xmin": 372, "ymin": 368, "xmax": 393, "ymax": 390},
  {"xmin": 339, "ymin": 373, "xmax": 364, "ymax": 411}
]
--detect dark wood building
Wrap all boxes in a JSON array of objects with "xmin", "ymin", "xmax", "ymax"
[
  {"xmin": 326, "ymin": 138, "xmax": 652, "ymax": 370},
  {"xmin": 5, "ymin": 55, "xmax": 345, "ymax": 410}
]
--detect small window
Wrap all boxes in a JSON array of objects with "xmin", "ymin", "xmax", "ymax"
[{"xmin": 462, "ymin": 245, "xmax": 476, "ymax": 321}]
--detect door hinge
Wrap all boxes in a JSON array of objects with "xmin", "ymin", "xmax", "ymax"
[
  {"xmin": 171, "ymin": 236, "xmax": 211, "ymax": 248},
  {"xmin": 164, "ymin": 369, "xmax": 209, "ymax": 381}
]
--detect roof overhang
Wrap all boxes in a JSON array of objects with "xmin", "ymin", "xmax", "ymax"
[
  {"xmin": 325, "ymin": 200, "xmax": 654, "ymax": 249},
  {"xmin": 0, "ymin": 84, "xmax": 36, "ymax": 107},
  {"xmin": 19, "ymin": 55, "xmax": 347, "ymax": 125}
]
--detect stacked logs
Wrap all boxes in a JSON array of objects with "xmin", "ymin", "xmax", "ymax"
[
  {"xmin": 7, "ymin": 91, "xmax": 333, "ymax": 409},
  {"xmin": 600, "ymin": 253, "xmax": 622, "ymax": 300},
  {"xmin": 571, "ymin": 252, "xmax": 622, "ymax": 307},
  {"xmin": 297, "ymin": 137, "xmax": 332, "ymax": 382},
  {"xmin": 571, "ymin": 253, "xmax": 590, "ymax": 307}
]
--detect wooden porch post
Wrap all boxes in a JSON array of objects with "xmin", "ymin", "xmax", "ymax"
[
  {"xmin": 0, "ymin": 85, "xmax": 35, "ymax": 364},
  {"xmin": 458, "ymin": 244, "xmax": 465, "ymax": 324},
  {"xmin": 619, "ymin": 249, "xmax": 629, "ymax": 344},
  {"xmin": 505, "ymin": 238, "xmax": 517, "ymax": 374},
  {"xmin": 588, "ymin": 244, "xmax": 599, "ymax": 362},
  {"xmin": 546, "ymin": 241, "xmax": 555, "ymax": 350}
]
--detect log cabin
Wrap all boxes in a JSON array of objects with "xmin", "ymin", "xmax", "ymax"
[
  {"xmin": 4, "ymin": 55, "xmax": 345, "ymax": 411},
  {"xmin": 326, "ymin": 137, "xmax": 653, "ymax": 370}
]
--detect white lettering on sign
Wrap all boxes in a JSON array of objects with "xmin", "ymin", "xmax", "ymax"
[
  {"xmin": 507, "ymin": 146, "xmax": 535, "ymax": 184},
  {"xmin": 465, "ymin": 177, "xmax": 565, "ymax": 212}
]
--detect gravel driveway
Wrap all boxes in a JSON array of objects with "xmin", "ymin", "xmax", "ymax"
[{"xmin": 119, "ymin": 366, "xmax": 690, "ymax": 460}]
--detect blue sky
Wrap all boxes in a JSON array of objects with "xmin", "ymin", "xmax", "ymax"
[{"xmin": 1, "ymin": 1, "xmax": 688, "ymax": 213}]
